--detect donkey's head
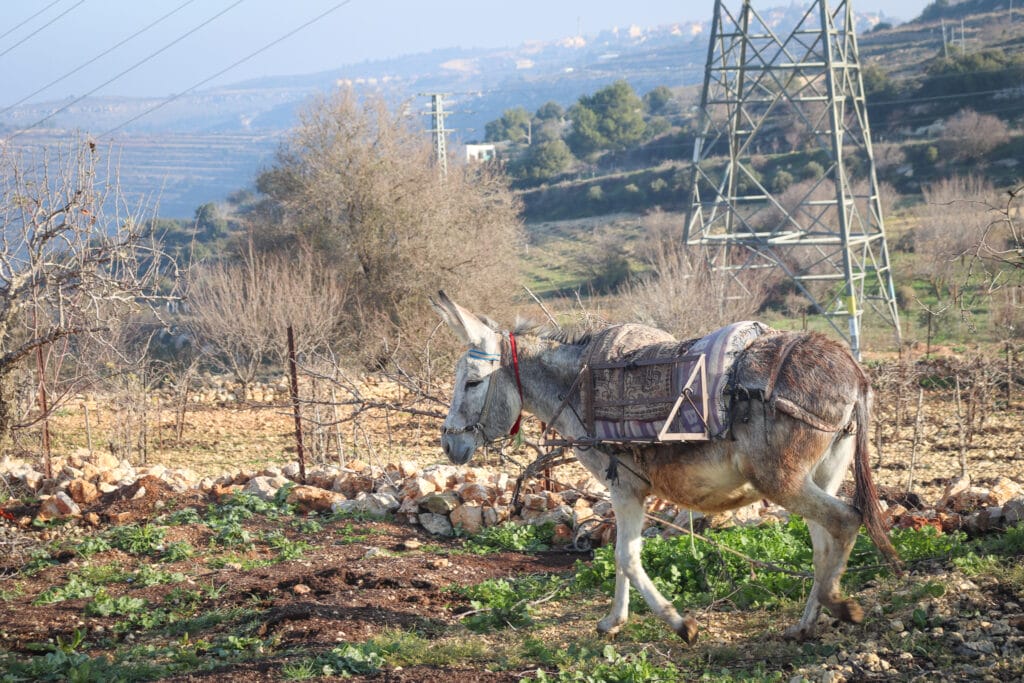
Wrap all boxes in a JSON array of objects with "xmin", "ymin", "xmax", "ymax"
[{"xmin": 431, "ymin": 291, "xmax": 523, "ymax": 465}]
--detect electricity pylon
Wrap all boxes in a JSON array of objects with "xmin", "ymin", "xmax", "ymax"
[
  {"xmin": 685, "ymin": 0, "xmax": 901, "ymax": 358},
  {"xmin": 422, "ymin": 92, "xmax": 452, "ymax": 178}
]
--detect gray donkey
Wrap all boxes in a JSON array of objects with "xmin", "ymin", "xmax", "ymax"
[{"xmin": 431, "ymin": 291, "xmax": 898, "ymax": 641}]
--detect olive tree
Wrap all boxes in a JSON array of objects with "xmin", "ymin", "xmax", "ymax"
[{"xmin": 247, "ymin": 88, "xmax": 523, "ymax": 368}]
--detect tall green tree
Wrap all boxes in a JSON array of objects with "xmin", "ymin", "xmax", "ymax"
[
  {"xmin": 642, "ymin": 86, "xmax": 674, "ymax": 115},
  {"xmin": 517, "ymin": 139, "xmax": 574, "ymax": 181},
  {"xmin": 567, "ymin": 80, "xmax": 647, "ymax": 156},
  {"xmin": 194, "ymin": 202, "xmax": 228, "ymax": 240},
  {"xmin": 484, "ymin": 106, "xmax": 532, "ymax": 143}
]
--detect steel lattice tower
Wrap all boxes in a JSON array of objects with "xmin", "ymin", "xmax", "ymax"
[
  {"xmin": 685, "ymin": 0, "xmax": 901, "ymax": 357},
  {"xmin": 424, "ymin": 92, "xmax": 451, "ymax": 178}
]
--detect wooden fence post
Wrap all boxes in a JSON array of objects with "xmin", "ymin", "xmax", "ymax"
[{"xmin": 287, "ymin": 325, "xmax": 306, "ymax": 484}]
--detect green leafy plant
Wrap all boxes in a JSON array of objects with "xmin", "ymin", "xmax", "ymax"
[
  {"xmin": 161, "ymin": 540, "xmax": 195, "ymax": 562},
  {"xmin": 264, "ymin": 530, "xmax": 309, "ymax": 561},
  {"xmin": 166, "ymin": 507, "xmax": 202, "ymax": 525},
  {"xmin": 291, "ymin": 517, "xmax": 323, "ymax": 534},
  {"xmin": 34, "ymin": 574, "xmax": 103, "ymax": 605},
  {"xmin": 75, "ymin": 535, "xmax": 112, "ymax": 557},
  {"xmin": 210, "ymin": 521, "xmax": 255, "ymax": 548},
  {"xmin": 131, "ymin": 564, "xmax": 186, "ymax": 587},
  {"xmin": 529, "ymin": 644, "xmax": 679, "ymax": 682},
  {"xmin": 458, "ymin": 574, "xmax": 566, "ymax": 632},
  {"xmin": 576, "ymin": 518, "xmax": 813, "ymax": 610},
  {"xmin": 85, "ymin": 590, "xmax": 148, "ymax": 617},
  {"xmin": 108, "ymin": 524, "xmax": 167, "ymax": 556},
  {"xmin": 465, "ymin": 522, "xmax": 555, "ymax": 554},
  {"xmin": 317, "ymin": 642, "xmax": 386, "ymax": 676},
  {"xmin": 22, "ymin": 549, "xmax": 57, "ymax": 576}
]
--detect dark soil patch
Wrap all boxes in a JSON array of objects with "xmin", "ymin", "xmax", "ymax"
[{"xmin": 1, "ymin": 485, "xmax": 582, "ymax": 680}]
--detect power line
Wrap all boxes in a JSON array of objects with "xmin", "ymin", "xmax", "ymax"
[
  {"xmin": 100, "ymin": 0, "xmax": 355, "ymax": 137},
  {"xmin": 6, "ymin": 0, "xmax": 247, "ymax": 141},
  {"xmin": 0, "ymin": 0, "xmax": 64, "ymax": 43},
  {"xmin": 0, "ymin": 0, "xmax": 199, "ymax": 116},
  {"xmin": 0, "ymin": 0, "xmax": 85, "ymax": 59}
]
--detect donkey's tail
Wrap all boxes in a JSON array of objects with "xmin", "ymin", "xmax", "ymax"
[{"xmin": 853, "ymin": 378, "xmax": 901, "ymax": 568}]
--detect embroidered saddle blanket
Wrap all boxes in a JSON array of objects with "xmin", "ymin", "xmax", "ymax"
[{"xmin": 580, "ymin": 321, "xmax": 774, "ymax": 442}]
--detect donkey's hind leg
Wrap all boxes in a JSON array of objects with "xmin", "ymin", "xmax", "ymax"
[
  {"xmin": 779, "ymin": 433, "xmax": 862, "ymax": 640},
  {"xmin": 598, "ymin": 485, "xmax": 699, "ymax": 642}
]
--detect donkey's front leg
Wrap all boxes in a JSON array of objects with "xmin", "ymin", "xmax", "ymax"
[{"xmin": 598, "ymin": 487, "xmax": 699, "ymax": 642}]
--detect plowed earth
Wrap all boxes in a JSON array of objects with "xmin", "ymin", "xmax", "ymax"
[{"xmin": 2, "ymin": 483, "xmax": 578, "ymax": 682}]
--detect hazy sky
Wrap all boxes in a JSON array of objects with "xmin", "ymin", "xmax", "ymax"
[{"xmin": 0, "ymin": 0, "xmax": 934, "ymax": 108}]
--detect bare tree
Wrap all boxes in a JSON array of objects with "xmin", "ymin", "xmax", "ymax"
[
  {"xmin": 942, "ymin": 109, "xmax": 1011, "ymax": 162},
  {"xmin": 185, "ymin": 242, "xmax": 348, "ymax": 397},
  {"xmin": 967, "ymin": 184, "xmax": 1024, "ymax": 339},
  {"xmin": 913, "ymin": 175, "xmax": 999, "ymax": 299},
  {"xmin": 620, "ymin": 210, "xmax": 771, "ymax": 338},
  {"xmin": 0, "ymin": 139, "xmax": 172, "ymax": 448}
]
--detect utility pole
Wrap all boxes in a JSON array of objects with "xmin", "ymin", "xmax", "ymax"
[
  {"xmin": 685, "ymin": 0, "xmax": 901, "ymax": 358},
  {"xmin": 422, "ymin": 92, "xmax": 452, "ymax": 178}
]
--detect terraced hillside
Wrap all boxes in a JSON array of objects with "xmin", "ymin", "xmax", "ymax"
[{"xmin": 8, "ymin": 130, "xmax": 281, "ymax": 218}]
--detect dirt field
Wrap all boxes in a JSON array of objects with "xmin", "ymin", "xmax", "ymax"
[{"xmin": 2, "ymin": 369, "xmax": 1023, "ymax": 681}]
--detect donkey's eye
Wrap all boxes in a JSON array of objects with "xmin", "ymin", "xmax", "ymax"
[{"xmin": 465, "ymin": 379, "xmax": 484, "ymax": 390}]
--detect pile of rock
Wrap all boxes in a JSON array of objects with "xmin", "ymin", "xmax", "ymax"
[
  {"xmin": 235, "ymin": 459, "xmax": 608, "ymax": 545},
  {"xmin": 887, "ymin": 474, "xmax": 1024, "ymax": 535},
  {"xmin": 1, "ymin": 451, "xmax": 201, "ymax": 524},
  {"xmin": 2, "ymin": 452, "xmax": 1023, "ymax": 546}
]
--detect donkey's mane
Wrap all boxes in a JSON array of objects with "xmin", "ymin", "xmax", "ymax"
[{"xmin": 512, "ymin": 319, "xmax": 596, "ymax": 347}]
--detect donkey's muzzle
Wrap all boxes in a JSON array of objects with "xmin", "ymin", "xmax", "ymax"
[{"xmin": 441, "ymin": 428, "xmax": 476, "ymax": 465}]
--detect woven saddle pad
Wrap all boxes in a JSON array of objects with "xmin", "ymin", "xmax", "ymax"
[
  {"xmin": 581, "ymin": 321, "xmax": 774, "ymax": 439},
  {"xmin": 583, "ymin": 324, "xmax": 696, "ymax": 422}
]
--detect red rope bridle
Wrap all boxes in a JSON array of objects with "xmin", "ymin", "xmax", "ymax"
[{"xmin": 507, "ymin": 332, "xmax": 524, "ymax": 436}]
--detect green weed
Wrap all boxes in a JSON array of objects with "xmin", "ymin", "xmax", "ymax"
[
  {"xmin": 281, "ymin": 659, "xmax": 319, "ymax": 679},
  {"xmin": 291, "ymin": 517, "xmax": 323, "ymax": 534},
  {"xmin": 371, "ymin": 629, "xmax": 490, "ymax": 668},
  {"xmin": 165, "ymin": 507, "xmax": 202, "ymax": 525},
  {"xmin": 108, "ymin": 524, "xmax": 167, "ymax": 556},
  {"xmin": 161, "ymin": 540, "xmax": 195, "ymax": 562},
  {"xmin": 264, "ymin": 530, "xmax": 309, "ymax": 560},
  {"xmin": 458, "ymin": 574, "xmax": 567, "ymax": 632},
  {"xmin": 528, "ymin": 644, "xmax": 679, "ymax": 682},
  {"xmin": 316, "ymin": 642, "xmax": 386, "ymax": 676},
  {"xmin": 85, "ymin": 590, "xmax": 148, "ymax": 617},
  {"xmin": 77, "ymin": 562, "xmax": 129, "ymax": 585},
  {"xmin": 0, "ymin": 583, "xmax": 25, "ymax": 602},
  {"xmin": 34, "ymin": 573, "xmax": 104, "ymax": 605},
  {"xmin": 465, "ymin": 521, "xmax": 555, "ymax": 554},
  {"xmin": 21, "ymin": 549, "xmax": 57, "ymax": 576},
  {"xmin": 131, "ymin": 564, "xmax": 186, "ymax": 587},
  {"xmin": 74, "ymin": 535, "xmax": 112, "ymax": 557},
  {"xmin": 210, "ymin": 521, "xmax": 255, "ymax": 548},
  {"xmin": 576, "ymin": 517, "xmax": 813, "ymax": 610}
]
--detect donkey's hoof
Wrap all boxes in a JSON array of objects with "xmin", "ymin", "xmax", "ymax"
[
  {"xmin": 834, "ymin": 600, "xmax": 864, "ymax": 624},
  {"xmin": 783, "ymin": 624, "xmax": 815, "ymax": 642},
  {"xmin": 597, "ymin": 617, "xmax": 625, "ymax": 637},
  {"xmin": 677, "ymin": 616, "xmax": 699, "ymax": 643}
]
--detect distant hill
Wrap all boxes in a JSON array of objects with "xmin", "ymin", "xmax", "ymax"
[{"xmin": 0, "ymin": 5, "xmax": 958, "ymax": 218}]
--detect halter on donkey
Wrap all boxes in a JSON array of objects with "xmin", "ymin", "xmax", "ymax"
[{"xmin": 431, "ymin": 291, "xmax": 899, "ymax": 642}]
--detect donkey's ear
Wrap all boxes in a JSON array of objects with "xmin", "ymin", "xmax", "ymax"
[{"xmin": 430, "ymin": 291, "xmax": 497, "ymax": 348}]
